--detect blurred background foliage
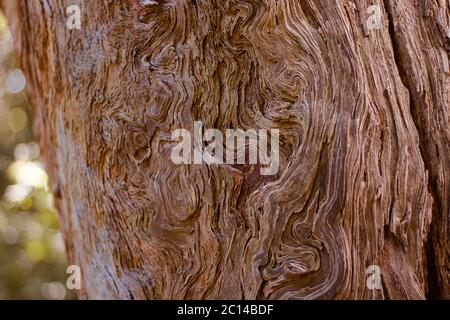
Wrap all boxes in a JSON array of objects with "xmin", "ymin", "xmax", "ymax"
[{"xmin": 0, "ymin": 11, "xmax": 73, "ymax": 299}]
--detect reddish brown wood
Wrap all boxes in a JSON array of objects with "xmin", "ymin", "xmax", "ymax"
[{"xmin": 2, "ymin": 0, "xmax": 449, "ymax": 299}]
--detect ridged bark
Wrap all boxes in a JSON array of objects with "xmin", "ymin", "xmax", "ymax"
[{"xmin": 2, "ymin": 0, "xmax": 449, "ymax": 299}]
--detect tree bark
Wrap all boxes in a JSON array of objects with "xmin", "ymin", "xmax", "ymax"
[{"xmin": 2, "ymin": 0, "xmax": 449, "ymax": 299}]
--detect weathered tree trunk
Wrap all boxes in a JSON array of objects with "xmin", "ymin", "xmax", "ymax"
[{"xmin": 2, "ymin": 0, "xmax": 449, "ymax": 299}]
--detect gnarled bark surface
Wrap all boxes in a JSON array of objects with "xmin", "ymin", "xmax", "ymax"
[{"xmin": 2, "ymin": 0, "xmax": 449, "ymax": 299}]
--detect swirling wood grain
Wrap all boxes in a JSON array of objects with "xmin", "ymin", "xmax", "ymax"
[{"xmin": 2, "ymin": 0, "xmax": 449, "ymax": 299}]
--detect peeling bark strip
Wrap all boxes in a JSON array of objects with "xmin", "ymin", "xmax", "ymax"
[{"xmin": 2, "ymin": 0, "xmax": 449, "ymax": 299}]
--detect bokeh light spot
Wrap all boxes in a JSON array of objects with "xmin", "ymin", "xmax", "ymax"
[
  {"xmin": 6, "ymin": 69, "xmax": 26, "ymax": 94},
  {"xmin": 41, "ymin": 282, "xmax": 66, "ymax": 300},
  {"xmin": 8, "ymin": 160, "xmax": 48, "ymax": 189}
]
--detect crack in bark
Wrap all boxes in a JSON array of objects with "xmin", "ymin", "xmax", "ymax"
[{"xmin": 382, "ymin": 0, "xmax": 441, "ymax": 299}]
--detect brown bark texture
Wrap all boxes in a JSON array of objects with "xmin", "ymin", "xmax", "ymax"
[{"xmin": 2, "ymin": 0, "xmax": 449, "ymax": 299}]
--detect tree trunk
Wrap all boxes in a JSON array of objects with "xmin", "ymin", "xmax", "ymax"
[{"xmin": 2, "ymin": 0, "xmax": 449, "ymax": 299}]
